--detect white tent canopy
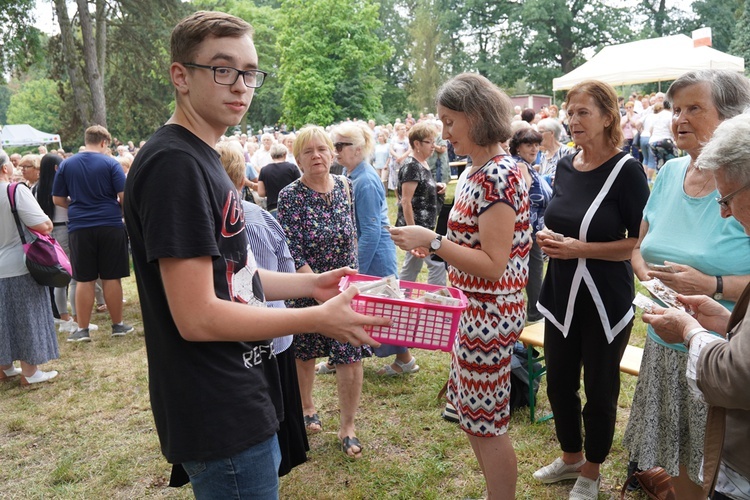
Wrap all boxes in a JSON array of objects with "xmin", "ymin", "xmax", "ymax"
[
  {"xmin": 552, "ymin": 34, "xmax": 745, "ymax": 91},
  {"xmin": 1, "ymin": 124, "xmax": 62, "ymax": 148}
]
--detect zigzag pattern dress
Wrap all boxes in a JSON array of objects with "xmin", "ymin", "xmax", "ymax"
[{"xmin": 446, "ymin": 155, "xmax": 531, "ymax": 437}]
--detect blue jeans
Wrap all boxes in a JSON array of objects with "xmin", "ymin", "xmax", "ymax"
[
  {"xmin": 182, "ymin": 434, "xmax": 281, "ymax": 500},
  {"xmin": 639, "ymin": 135, "xmax": 654, "ymax": 170}
]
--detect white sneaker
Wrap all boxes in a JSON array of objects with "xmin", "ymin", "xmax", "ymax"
[
  {"xmin": 58, "ymin": 319, "xmax": 78, "ymax": 333},
  {"xmin": 569, "ymin": 475, "xmax": 600, "ymax": 500},
  {"xmin": 20, "ymin": 369, "xmax": 59, "ymax": 386},
  {"xmin": 533, "ymin": 457, "xmax": 586, "ymax": 484},
  {"xmin": 88, "ymin": 323, "xmax": 99, "ymax": 331}
]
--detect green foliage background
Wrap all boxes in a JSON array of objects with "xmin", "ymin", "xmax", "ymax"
[{"xmin": 0, "ymin": 0, "xmax": 746, "ymax": 146}]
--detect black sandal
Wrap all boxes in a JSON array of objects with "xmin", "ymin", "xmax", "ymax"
[
  {"xmin": 340, "ymin": 435, "xmax": 363, "ymax": 459},
  {"xmin": 303, "ymin": 413, "xmax": 322, "ymax": 434}
]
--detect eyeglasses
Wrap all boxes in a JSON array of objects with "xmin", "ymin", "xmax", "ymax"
[
  {"xmin": 20, "ymin": 164, "xmax": 37, "ymax": 169},
  {"xmin": 717, "ymin": 181, "xmax": 750, "ymax": 210},
  {"xmin": 420, "ymin": 140, "xmax": 434, "ymax": 145},
  {"xmin": 334, "ymin": 142, "xmax": 353, "ymax": 152},
  {"xmin": 182, "ymin": 62, "xmax": 267, "ymax": 88}
]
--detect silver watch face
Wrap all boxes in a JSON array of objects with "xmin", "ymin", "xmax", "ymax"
[
  {"xmin": 430, "ymin": 238, "xmax": 441, "ymax": 250},
  {"xmin": 714, "ymin": 292, "xmax": 723, "ymax": 301}
]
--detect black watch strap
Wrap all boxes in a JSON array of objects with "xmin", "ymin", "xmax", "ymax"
[{"xmin": 714, "ymin": 276, "xmax": 724, "ymax": 299}]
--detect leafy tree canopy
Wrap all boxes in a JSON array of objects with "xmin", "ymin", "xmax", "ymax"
[
  {"xmin": 6, "ymin": 78, "xmax": 62, "ymax": 133},
  {"xmin": 277, "ymin": 0, "xmax": 392, "ymax": 127}
]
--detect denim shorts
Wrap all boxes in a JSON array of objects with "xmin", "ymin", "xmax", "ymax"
[{"xmin": 182, "ymin": 434, "xmax": 281, "ymax": 500}]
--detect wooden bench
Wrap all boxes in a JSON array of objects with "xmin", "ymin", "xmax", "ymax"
[{"xmin": 518, "ymin": 321, "xmax": 643, "ymax": 423}]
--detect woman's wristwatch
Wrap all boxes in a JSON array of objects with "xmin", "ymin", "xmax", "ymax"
[
  {"xmin": 429, "ymin": 234, "xmax": 443, "ymax": 253},
  {"xmin": 713, "ymin": 276, "xmax": 723, "ymax": 301}
]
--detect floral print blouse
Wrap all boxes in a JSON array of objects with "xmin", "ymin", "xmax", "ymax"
[{"xmin": 277, "ymin": 175, "xmax": 357, "ymax": 309}]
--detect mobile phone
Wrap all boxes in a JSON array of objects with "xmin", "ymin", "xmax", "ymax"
[{"xmin": 647, "ymin": 263, "xmax": 676, "ymax": 273}]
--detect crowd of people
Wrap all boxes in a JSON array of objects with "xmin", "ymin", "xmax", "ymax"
[{"xmin": 2, "ymin": 9, "xmax": 749, "ymax": 500}]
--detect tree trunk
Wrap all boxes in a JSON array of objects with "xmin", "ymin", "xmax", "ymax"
[
  {"xmin": 53, "ymin": 0, "xmax": 92, "ymax": 128},
  {"xmin": 77, "ymin": 0, "xmax": 108, "ymax": 128}
]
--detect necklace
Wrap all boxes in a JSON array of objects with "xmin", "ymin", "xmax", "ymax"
[
  {"xmin": 687, "ymin": 165, "xmax": 713, "ymax": 197},
  {"xmin": 301, "ymin": 175, "xmax": 335, "ymax": 205}
]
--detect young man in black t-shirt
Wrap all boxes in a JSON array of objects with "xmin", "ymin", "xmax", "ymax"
[{"xmin": 123, "ymin": 11, "xmax": 385, "ymax": 498}]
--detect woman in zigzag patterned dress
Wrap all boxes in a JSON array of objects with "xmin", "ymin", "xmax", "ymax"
[{"xmin": 389, "ymin": 73, "xmax": 530, "ymax": 500}]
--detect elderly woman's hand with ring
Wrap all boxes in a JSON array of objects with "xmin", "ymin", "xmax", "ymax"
[
  {"xmin": 641, "ymin": 306, "xmax": 703, "ymax": 344},
  {"xmin": 647, "ymin": 261, "xmax": 716, "ymax": 296}
]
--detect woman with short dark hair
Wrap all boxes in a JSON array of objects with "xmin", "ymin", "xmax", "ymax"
[
  {"xmin": 509, "ymin": 128, "xmax": 550, "ymax": 325},
  {"xmin": 396, "ymin": 121, "xmax": 447, "ymax": 285},
  {"xmin": 390, "ymin": 72, "xmax": 530, "ymax": 499},
  {"xmin": 533, "ymin": 80, "xmax": 650, "ymax": 499}
]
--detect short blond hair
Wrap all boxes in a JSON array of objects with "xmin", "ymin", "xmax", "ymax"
[
  {"xmin": 19, "ymin": 154, "xmax": 41, "ymax": 169},
  {"xmin": 332, "ymin": 121, "xmax": 374, "ymax": 158},
  {"xmin": 215, "ymin": 140, "xmax": 246, "ymax": 189},
  {"xmin": 293, "ymin": 125, "xmax": 333, "ymax": 159}
]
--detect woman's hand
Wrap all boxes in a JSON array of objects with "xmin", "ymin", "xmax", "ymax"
[
  {"xmin": 388, "ymin": 225, "xmax": 435, "ymax": 252},
  {"xmin": 537, "ymin": 232, "xmax": 581, "ymax": 260},
  {"xmin": 641, "ymin": 306, "xmax": 703, "ymax": 344},
  {"xmin": 676, "ymin": 294, "xmax": 730, "ymax": 335},
  {"xmin": 436, "ymin": 182, "xmax": 446, "ymax": 195},
  {"xmin": 647, "ymin": 261, "xmax": 715, "ymax": 296}
]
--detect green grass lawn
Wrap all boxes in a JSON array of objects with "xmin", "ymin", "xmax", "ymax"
[{"xmin": 0, "ymin": 186, "xmax": 649, "ymax": 498}]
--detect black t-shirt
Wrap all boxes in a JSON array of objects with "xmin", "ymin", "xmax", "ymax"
[
  {"xmin": 396, "ymin": 157, "xmax": 439, "ymax": 228},
  {"xmin": 124, "ymin": 124, "xmax": 282, "ymax": 464},
  {"xmin": 257, "ymin": 161, "xmax": 300, "ymax": 210},
  {"xmin": 539, "ymin": 152, "xmax": 650, "ymax": 333}
]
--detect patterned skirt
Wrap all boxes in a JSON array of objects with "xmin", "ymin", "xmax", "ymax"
[
  {"xmin": 292, "ymin": 332, "xmax": 372, "ymax": 365},
  {"xmin": 622, "ymin": 335, "xmax": 706, "ymax": 484},
  {"xmin": 447, "ymin": 291, "xmax": 525, "ymax": 437},
  {"xmin": 0, "ymin": 273, "xmax": 59, "ymax": 366}
]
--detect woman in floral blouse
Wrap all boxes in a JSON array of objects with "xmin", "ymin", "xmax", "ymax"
[{"xmin": 277, "ymin": 125, "xmax": 370, "ymax": 459}]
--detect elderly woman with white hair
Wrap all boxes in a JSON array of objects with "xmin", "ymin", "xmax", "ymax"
[
  {"xmin": 536, "ymin": 117, "xmax": 576, "ymax": 185},
  {"xmin": 330, "ymin": 121, "xmax": 419, "ymax": 376},
  {"xmin": 623, "ymin": 69, "xmax": 750, "ymax": 499},
  {"xmin": 640, "ymin": 111, "xmax": 750, "ymax": 500}
]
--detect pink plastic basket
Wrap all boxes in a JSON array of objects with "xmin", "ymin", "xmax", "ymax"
[{"xmin": 339, "ymin": 274, "xmax": 468, "ymax": 352}]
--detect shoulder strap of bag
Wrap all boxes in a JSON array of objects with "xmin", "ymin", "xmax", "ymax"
[
  {"xmin": 6, "ymin": 182, "xmax": 27, "ymax": 244},
  {"xmin": 339, "ymin": 174, "xmax": 352, "ymax": 208}
]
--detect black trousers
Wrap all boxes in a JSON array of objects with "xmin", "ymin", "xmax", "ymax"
[
  {"xmin": 544, "ymin": 287, "xmax": 632, "ymax": 464},
  {"xmin": 526, "ymin": 238, "xmax": 544, "ymax": 322}
]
